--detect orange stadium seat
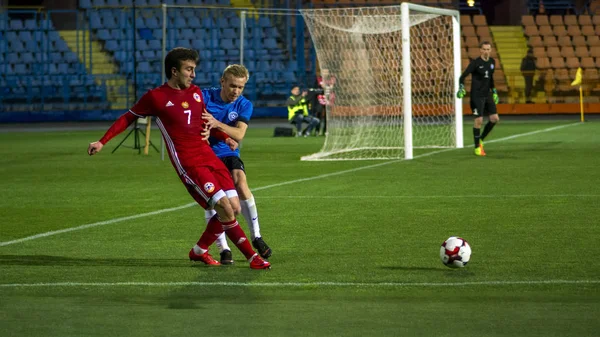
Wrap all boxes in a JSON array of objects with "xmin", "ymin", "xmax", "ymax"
[
  {"xmin": 560, "ymin": 46, "xmax": 575, "ymax": 57},
  {"xmin": 551, "ymin": 57, "xmax": 566, "ymax": 68},
  {"xmin": 566, "ymin": 25, "xmax": 581, "ymax": 36},
  {"xmin": 522, "ymin": 15, "xmax": 535, "ymax": 26},
  {"xmin": 577, "ymin": 15, "xmax": 592, "ymax": 26},
  {"xmin": 549, "ymin": 15, "xmax": 563, "ymax": 26},
  {"xmin": 552, "ymin": 25, "xmax": 568, "ymax": 37},
  {"xmin": 465, "ymin": 36, "xmax": 480, "ymax": 47},
  {"xmin": 557, "ymin": 35, "xmax": 572, "ymax": 47},
  {"xmin": 581, "ymin": 25, "xmax": 594, "ymax": 36},
  {"xmin": 572, "ymin": 35, "xmax": 587, "ymax": 46},
  {"xmin": 462, "ymin": 25, "xmax": 476, "ymax": 37},
  {"xmin": 547, "ymin": 46, "xmax": 561, "ymax": 58},
  {"xmin": 565, "ymin": 57, "xmax": 580, "ymax": 68},
  {"xmin": 563, "ymin": 15, "xmax": 577, "ymax": 26},
  {"xmin": 574, "ymin": 46, "xmax": 589, "ymax": 58},
  {"xmin": 539, "ymin": 25, "xmax": 554, "ymax": 36},
  {"xmin": 472, "ymin": 15, "xmax": 487, "ymax": 26},
  {"xmin": 476, "ymin": 26, "xmax": 491, "ymax": 37},
  {"xmin": 580, "ymin": 57, "xmax": 595, "ymax": 68},
  {"xmin": 587, "ymin": 36, "xmax": 600, "ymax": 47},
  {"xmin": 543, "ymin": 35, "xmax": 558, "ymax": 47},
  {"xmin": 460, "ymin": 15, "xmax": 472, "ymax": 26},
  {"xmin": 524, "ymin": 25, "xmax": 539, "ymax": 36},
  {"xmin": 593, "ymin": 14, "xmax": 600, "ymax": 25},
  {"xmin": 537, "ymin": 56, "xmax": 551, "ymax": 69},
  {"xmin": 533, "ymin": 46, "xmax": 546, "ymax": 58},
  {"xmin": 590, "ymin": 46, "xmax": 600, "ymax": 58},
  {"xmin": 535, "ymin": 15, "xmax": 550, "ymax": 26},
  {"xmin": 529, "ymin": 35, "xmax": 544, "ymax": 47}
]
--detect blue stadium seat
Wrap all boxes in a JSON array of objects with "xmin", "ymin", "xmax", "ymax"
[
  {"xmin": 105, "ymin": 40, "xmax": 119, "ymax": 52},
  {"xmin": 89, "ymin": 13, "xmax": 102, "ymax": 29},
  {"xmin": 14, "ymin": 64, "xmax": 28, "ymax": 74},
  {"xmin": 181, "ymin": 28, "xmax": 195, "ymax": 40},
  {"xmin": 148, "ymin": 39, "xmax": 161, "ymax": 50},
  {"xmin": 258, "ymin": 17, "xmax": 271, "ymax": 28},
  {"xmin": 220, "ymin": 38, "xmax": 235, "ymax": 50},
  {"xmin": 7, "ymin": 53, "xmax": 19, "ymax": 64},
  {"xmin": 10, "ymin": 19, "xmax": 23, "ymax": 30},
  {"xmin": 187, "ymin": 17, "xmax": 201, "ymax": 28},
  {"xmin": 5, "ymin": 30, "xmax": 16, "ymax": 40},
  {"xmin": 92, "ymin": 0, "xmax": 107, "ymax": 6},
  {"xmin": 264, "ymin": 38, "xmax": 277, "ymax": 49},
  {"xmin": 97, "ymin": 29, "xmax": 111, "ymax": 40},
  {"xmin": 24, "ymin": 19, "xmax": 37, "ymax": 30},
  {"xmin": 136, "ymin": 39, "xmax": 149, "ymax": 50},
  {"xmin": 80, "ymin": 0, "xmax": 92, "ymax": 8},
  {"xmin": 146, "ymin": 17, "xmax": 160, "ymax": 29},
  {"xmin": 21, "ymin": 53, "xmax": 35, "ymax": 63},
  {"xmin": 222, "ymin": 28, "xmax": 236, "ymax": 39},
  {"xmin": 9, "ymin": 40, "xmax": 25, "ymax": 53},
  {"xmin": 191, "ymin": 39, "xmax": 204, "ymax": 50},
  {"xmin": 64, "ymin": 52, "xmax": 79, "ymax": 64},
  {"xmin": 142, "ymin": 50, "xmax": 156, "ymax": 60}
]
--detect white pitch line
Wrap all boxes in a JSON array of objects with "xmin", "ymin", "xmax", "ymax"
[
  {"xmin": 257, "ymin": 194, "xmax": 600, "ymax": 199},
  {"xmin": 0, "ymin": 279, "xmax": 598, "ymax": 288},
  {"xmin": 0, "ymin": 122, "xmax": 581, "ymax": 248}
]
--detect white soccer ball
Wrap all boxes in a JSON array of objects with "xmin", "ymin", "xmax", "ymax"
[{"xmin": 440, "ymin": 236, "xmax": 471, "ymax": 268}]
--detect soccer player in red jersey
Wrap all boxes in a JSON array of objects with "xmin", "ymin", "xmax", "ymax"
[{"xmin": 87, "ymin": 47, "xmax": 270, "ymax": 269}]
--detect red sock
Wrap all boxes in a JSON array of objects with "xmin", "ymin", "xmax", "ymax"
[
  {"xmin": 196, "ymin": 215, "xmax": 224, "ymax": 250},
  {"xmin": 222, "ymin": 220, "xmax": 256, "ymax": 260}
]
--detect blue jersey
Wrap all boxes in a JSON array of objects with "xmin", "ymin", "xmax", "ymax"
[{"xmin": 202, "ymin": 87, "xmax": 253, "ymax": 158}]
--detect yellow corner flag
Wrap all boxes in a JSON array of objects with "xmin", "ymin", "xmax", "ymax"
[{"xmin": 571, "ymin": 67, "xmax": 582, "ymax": 86}]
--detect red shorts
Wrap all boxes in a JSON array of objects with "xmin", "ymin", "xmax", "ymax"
[{"xmin": 180, "ymin": 162, "xmax": 236, "ymax": 209}]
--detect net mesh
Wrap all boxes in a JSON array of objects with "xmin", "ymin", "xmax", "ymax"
[{"xmin": 300, "ymin": 6, "xmax": 456, "ymax": 161}]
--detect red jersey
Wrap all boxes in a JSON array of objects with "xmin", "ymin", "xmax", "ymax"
[{"xmin": 100, "ymin": 83, "xmax": 229, "ymax": 176}]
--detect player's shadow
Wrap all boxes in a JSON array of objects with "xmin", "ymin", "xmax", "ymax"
[{"xmin": 0, "ymin": 254, "xmax": 187, "ymax": 268}]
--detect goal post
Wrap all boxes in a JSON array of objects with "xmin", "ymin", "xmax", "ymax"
[{"xmin": 300, "ymin": 3, "xmax": 463, "ymax": 161}]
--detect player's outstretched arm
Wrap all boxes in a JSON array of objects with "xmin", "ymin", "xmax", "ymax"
[{"xmin": 88, "ymin": 111, "xmax": 138, "ymax": 156}]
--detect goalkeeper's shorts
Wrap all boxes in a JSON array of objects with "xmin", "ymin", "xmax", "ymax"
[{"xmin": 470, "ymin": 94, "xmax": 497, "ymax": 117}]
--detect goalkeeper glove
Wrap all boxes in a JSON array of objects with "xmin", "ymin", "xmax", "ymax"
[
  {"xmin": 492, "ymin": 88, "xmax": 499, "ymax": 104},
  {"xmin": 456, "ymin": 84, "xmax": 466, "ymax": 99}
]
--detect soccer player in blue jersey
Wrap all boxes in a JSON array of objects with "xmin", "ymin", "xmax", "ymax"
[{"xmin": 202, "ymin": 64, "xmax": 272, "ymax": 264}]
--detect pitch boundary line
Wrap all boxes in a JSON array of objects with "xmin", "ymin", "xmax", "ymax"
[
  {"xmin": 0, "ymin": 122, "xmax": 581, "ymax": 248},
  {"xmin": 1, "ymin": 279, "xmax": 598, "ymax": 288},
  {"xmin": 257, "ymin": 194, "xmax": 600, "ymax": 199}
]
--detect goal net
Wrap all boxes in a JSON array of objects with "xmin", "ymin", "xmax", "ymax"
[{"xmin": 300, "ymin": 3, "xmax": 463, "ymax": 161}]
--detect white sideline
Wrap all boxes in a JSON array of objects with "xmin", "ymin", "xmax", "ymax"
[
  {"xmin": 0, "ymin": 122, "xmax": 581, "ymax": 248},
  {"xmin": 0, "ymin": 279, "xmax": 598, "ymax": 288}
]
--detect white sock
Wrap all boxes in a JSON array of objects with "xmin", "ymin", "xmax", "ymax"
[
  {"xmin": 204, "ymin": 209, "xmax": 230, "ymax": 252},
  {"xmin": 215, "ymin": 232, "xmax": 230, "ymax": 252},
  {"xmin": 240, "ymin": 196, "xmax": 260, "ymax": 240},
  {"xmin": 192, "ymin": 244, "xmax": 207, "ymax": 255}
]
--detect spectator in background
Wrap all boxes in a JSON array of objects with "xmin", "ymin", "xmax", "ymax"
[
  {"xmin": 521, "ymin": 49, "xmax": 536, "ymax": 104},
  {"xmin": 287, "ymin": 85, "xmax": 319, "ymax": 137},
  {"xmin": 314, "ymin": 68, "xmax": 336, "ymax": 136}
]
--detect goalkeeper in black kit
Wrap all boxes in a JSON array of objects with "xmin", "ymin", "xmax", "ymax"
[{"xmin": 457, "ymin": 41, "xmax": 500, "ymax": 157}]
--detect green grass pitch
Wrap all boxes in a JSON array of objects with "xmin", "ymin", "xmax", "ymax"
[{"xmin": 1, "ymin": 119, "xmax": 599, "ymax": 337}]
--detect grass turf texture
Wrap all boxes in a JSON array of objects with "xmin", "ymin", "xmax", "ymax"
[{"xmin": 1, "ymin": 120, "xmax": 599, "ymax": 336}]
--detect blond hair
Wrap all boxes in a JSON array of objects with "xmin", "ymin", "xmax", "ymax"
[{"xmin": 222, "ymin": 64, "xmax": 249, "ymax": 81}]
